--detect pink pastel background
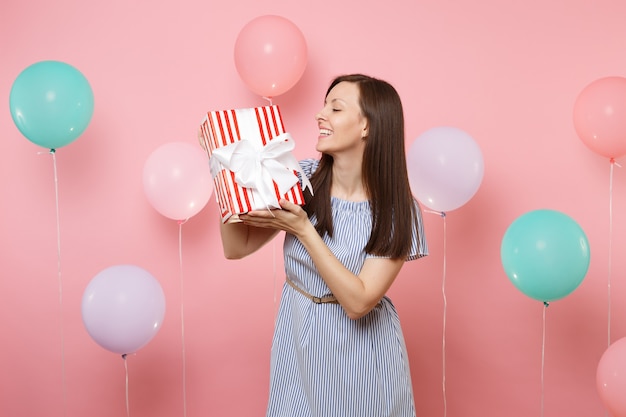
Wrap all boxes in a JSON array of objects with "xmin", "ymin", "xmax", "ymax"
[{"xmin": 2, "ymin": 0, "xmax": 626, "ymax": 416}]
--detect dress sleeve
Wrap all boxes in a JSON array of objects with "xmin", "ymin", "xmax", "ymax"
[
  {"xmin": 365, "ymin": 199, "xmax": 428, "ymax": 261},
  {"xmin": 298, "ymin": 158, "xmax": 319, "ymax": 183},
  {"xmin": 406, "ymin": 199, "xmax": 428, "ymax": 261}
]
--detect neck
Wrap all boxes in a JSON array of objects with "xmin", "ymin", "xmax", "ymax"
[{"xmin": 330, "ymin": 155, "xmax": 367, "ymax": 201}]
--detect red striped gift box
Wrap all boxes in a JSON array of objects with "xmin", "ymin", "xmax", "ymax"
[{"xmin": 199, "ymin": 105, "xmax": 309, "ymax": 223}]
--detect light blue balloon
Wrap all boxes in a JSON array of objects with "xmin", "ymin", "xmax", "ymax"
[
  {"xmin": 500, "ymin": 209, "xmax": 590, "ymax": 302},
  {"xmin": 9, "ymin": 60, "xmax": 94, "ymax": 149}
]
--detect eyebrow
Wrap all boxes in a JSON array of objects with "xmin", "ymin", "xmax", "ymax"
[{"xmin": 329, "ymin": 98, "xmax": 347, "ymax": 105}]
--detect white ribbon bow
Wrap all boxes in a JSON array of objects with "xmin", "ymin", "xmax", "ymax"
[{"xmin": 209, "ymin": 133, "xmax": 313, "ymax": 210}]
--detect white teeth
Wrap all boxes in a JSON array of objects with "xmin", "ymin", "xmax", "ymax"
[{"xmin": 319, "ymin": 129, "xmax": 332, "ymax": 136}]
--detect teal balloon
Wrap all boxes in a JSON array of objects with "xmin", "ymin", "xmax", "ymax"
[
  {"xmin": 500, "ymin": 209, "xmax": 590, "ymax": 302},
  {"xmin": 9, "ymin": 60, "xmax": 94, "ymax": 149}
]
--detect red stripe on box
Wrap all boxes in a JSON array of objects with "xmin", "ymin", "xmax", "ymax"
[
  {"xmin": 223, "ymin": 110, "xmax": 251, "ymax": 212},
  {"xmin": 269, "ymin": 106, "xmax": 280, "ymax": 137},
  {"xmin": 215, "ymin": 177, "xmax": 229, "ymax": 219},
  {"xmin": 287, "ymin": 168, "xmax": 304, "ymax": 205},
  {"xmin": 220, "ymin": 176, "xmax": 231, "ymax": 211},
  {"xmin": 289, "ymin": 185, "xmax": 297, "ymax": 202},
  {"xmin": 231, "ymin": 109, "xmax": 241, "ymax": 141},
  {"xmin": 223, "ymin": 110, "xmax": 236, "ymax": 144},
  {"xmin": 261, "ymin": 106, "xmax": 273, "ymax": 140},
  {"xmin": 216, "ymin": 173, "xmax": 226, "ymax": 213},
  {"xmin": 215, "ymin": 112, "xmax": 229, "ymax": 147},
  {"xmin": 228, "ymin": 170, "xmax": 243, "ymax": 213},
  {"xmin": 272, "ymin": 180, "xmax": 281, "ymax": 202},
  {"xmin": 240, "ymin": 176, "xmax": 252, "ymax": 212},
  {"xmin": 208, "ymin": 114, "xmax": 229, "ymax": 216},
  {"xmin": 255, "ymin": 107, "xmax": 268, "ymax": 146},
  {"xmin": 293, "ymin": 180, "xmax": 305, "ymax": 204},
  {"xmin": 223, "ymin": 110, "xmax": 233, "ymax": 143},
  {"xmin": 266, "ymin": 106, "xmax": 276, "ymax": 139},
  {"xmin": 214, "ymin": 176, "xmax": 225, "ymax": 215},
  {"xmin": 275, "ymin": 106, "xmax": 286, "ymax": 133},
  {"xmin": 215, "ymin": 110, "xmax": 243, "ymax": 213},
  {"xmin": 268, "ymin": 109, "xmax": 282, "ymax": 203},
  {"xmin": 207, "ymin": 113, "xmax": 221, "ymax": 150},
  {"xmin": 221, "ymin": 170, "xmax": 238, "ymax": 213}
]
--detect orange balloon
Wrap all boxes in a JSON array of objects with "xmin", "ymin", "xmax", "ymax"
[
  {"xmin": 234, "ymin": 15, "xmax": 307, "ymax": 98},
  {"xmin": 597, "ymin": 337, "xmax": 626, "ymax": 417},
  {"xmin": 573, "ymin": 76, "xmax": 626, "ymax": 159}
]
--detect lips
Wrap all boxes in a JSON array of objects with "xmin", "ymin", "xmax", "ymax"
[{"xmin": 319, "ymin": 128, "xmax": 332, "ymax": 136}]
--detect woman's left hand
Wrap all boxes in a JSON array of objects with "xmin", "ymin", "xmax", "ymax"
[{"xmin": 239, "ymin": 199, "xmax": 310, "ymax": 237}]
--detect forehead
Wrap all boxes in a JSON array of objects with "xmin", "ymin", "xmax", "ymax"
[{"xmin": 326, "ymin": 81, "xmax": 361, "ymax": 104}]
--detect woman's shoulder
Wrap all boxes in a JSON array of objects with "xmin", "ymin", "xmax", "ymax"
[{"xmin": 298, "ymin": 158, "xmax": 320, "ymax": 178}]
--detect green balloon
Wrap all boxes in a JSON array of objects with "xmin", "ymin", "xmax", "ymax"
[
  {"xmin": 500, "ymin": 209, "xmax": 590, "ymax": 302},
  {"xmin": 9, "ymin": 60, "xmax": 94, "ymax": 149}
]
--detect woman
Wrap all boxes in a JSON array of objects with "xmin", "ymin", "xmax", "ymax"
[{"xmin": 220, "ymin": 74, "xmax": 428, "ymax": 417}]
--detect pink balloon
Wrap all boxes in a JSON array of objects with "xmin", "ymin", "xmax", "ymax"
[
  {"xmin": 143, "ymin": 142, "xmax": 213, "ymax": 221},
  {"xmin": 234, "ymin": 15, "xmax": 307, "ymax": 98},
  {"xmin": 81, "ymin": 265, "xmax": 166, "ymax": 355},
  {"xmin": 573, "ymin": 76, "xmax": 626, "ymax": 159},
  {"xmin": 407, "ymin": 126, "xmax": 484, "ymax": 213},
  {"xmin": 597, "ymin": 337, "xmax": 626, "ymax": 416}
]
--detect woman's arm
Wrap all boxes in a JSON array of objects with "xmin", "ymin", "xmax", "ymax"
[
  {"xmin": 295, "ymin": 224, "xmax": 404, "ymax": 319},
  {"xmin": 220, "ymin": 219, "xmax": 280, "ymax": 259},
  {"xmin": 239, "ymin": 199, "xmax": 405, "ymax": 319}
]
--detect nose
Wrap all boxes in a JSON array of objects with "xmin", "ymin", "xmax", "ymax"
[{"xmin": 315, "ymin": 109, "xmax": 326, "ymax": 122}]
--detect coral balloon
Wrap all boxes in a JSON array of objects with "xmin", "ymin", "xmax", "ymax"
[
  {"xmin": 573, "ymin": 76, "xmax": 626, "ymax": 159},
  {"xmin": 597, "ymin": 337, "xmax": 626, "ymax": 417},
  {"xmin": 81, "ymin": 265, "xmax": 166, "ymax": 355},
  {"xmin": 9, "ymin": 60, "xmax": 94, "ymax": 149},
  {"xmin": 234, "ymin": 15, "xmax": 308, "ymax": 98},
  {"xmin": 143, "ymin": 142, "xmax": 213, "ymax": 221},
  {"xmin": 407, "ymin": 126, "xmax": 484, "ymax": 212},
  {"xmin": 500, "ymin": 209, "xmax": 590, "ymax": 302}
]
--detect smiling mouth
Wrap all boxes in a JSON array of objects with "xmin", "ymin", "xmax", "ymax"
[{"xmin": 319, "ymin": 128, "xmax": 333, "ymax": 136}]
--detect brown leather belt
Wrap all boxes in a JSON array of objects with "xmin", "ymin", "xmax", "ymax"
[{"xmin": 286, "ymin": 278, "xmax": 339, "ymax": 304}]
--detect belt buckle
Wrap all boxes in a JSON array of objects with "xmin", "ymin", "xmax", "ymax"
[{"xmin": 312, "ymin": 296, "xmax": 323, "ymax": 304}]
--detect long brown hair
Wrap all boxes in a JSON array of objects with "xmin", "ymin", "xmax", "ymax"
[{"xmin": 304, "ymin": 74, "xmax": 422, "ymax": 259}]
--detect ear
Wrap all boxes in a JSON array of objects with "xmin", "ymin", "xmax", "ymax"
[{"xmin": 361, "ymin": 120, "xmax": 369, "ymax": 139}]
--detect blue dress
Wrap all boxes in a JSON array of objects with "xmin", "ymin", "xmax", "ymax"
[{"xmin": 266, "ymin": 159, "xmax": 428, "ymax": 417}]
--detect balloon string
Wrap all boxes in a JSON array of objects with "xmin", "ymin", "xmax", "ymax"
[
  {"xmin": 41, "ymin": 149, "xmax": 67, "ymax": 417},
  {"xmin": 122, "ymin": 354, "xmax": 130, "ymax": 417},
  {"xmin": 423, "ymin": 208, "xmax": 447, "ymax": 415},
  {"xmin": 273, "ymin": 239, "xmax": 278, "ymax": 320},
  {"xmin": 177, "ymin": 220, "xmax": 188, "ymax": 417},
  {"xmin": 441, "ymin": 212, "xmax": 448, "ymax": 417},
  {"xmin": 262, "ymin": 96, "xmax": 273, "ymax": 106},
  {"xmin": 607, "ymin": 159, "xmax": 618, "ymax": 347},
  {"xmin": 541, "ymin": 302, "xmax": 548, "ymax": 417}
]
